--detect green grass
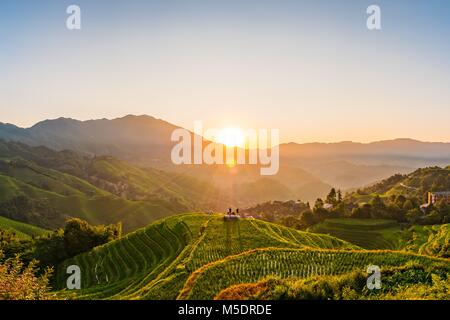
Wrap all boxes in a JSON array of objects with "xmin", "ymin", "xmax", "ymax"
[
  {"xmin": 0, "ymin": 216, "xmax": 49, "ymax": 239},
  {"xmin": 348, "ymin": 193, "xmax": 391, "ymax": 205},
  {"xmin": 0, "ymin": 175, "xmax": 21, "ymax": 202},
  {"xmin": 53, "ymin": 214, "xmax": 450, "ymax": 300},
  {"xmin": 180, "ymin": 248, "xmax": 449, "ymax": 300},
  {"xmin": 309, "ymin": 218, "xmax": 403, "ymax": 250},
  {"xmin": 215, "ymin": 262, "xmax": 450, "ymax": 300},
  {"xmin": 55, "ymin": 214, "xmax": 356, "ymax": 299},
  {"xmin": 399, "ymin": 224, "xmax": 449, "ymax": 258},
  {"xmin": 0, "ymin": 158, "xmax": 187, "ymax": 231}
]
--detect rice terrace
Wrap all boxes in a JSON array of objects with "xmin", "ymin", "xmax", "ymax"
[
  {"xmin": 1, "ymin": 0, "xmax": 450, "ymax": 307},
  {"xmin": 52, "ymin": 213, "xmax": 449, "ymax": 300}
]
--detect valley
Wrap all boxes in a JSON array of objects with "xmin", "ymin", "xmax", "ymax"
[{"xmin": 0, "ymin": 116, "xmax": 449, "ymax": 301}]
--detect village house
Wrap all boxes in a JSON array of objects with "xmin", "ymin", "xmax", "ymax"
[
  {"xmin": 427, "ymin": 191, "xmax": 450, "ymax": 205},
  {"xmin": 420, "ymin": 191, "xmax": 450, "ymax": 212}
]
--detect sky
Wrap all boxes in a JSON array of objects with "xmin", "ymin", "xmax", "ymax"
[{"xmin": 1, "ymin": 0, "xmax": 450, "ymax": 143}]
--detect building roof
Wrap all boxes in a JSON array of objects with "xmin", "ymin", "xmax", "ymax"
[{"xmin": 430, "ymin": 191, "xmax": 450, "ymax": 196}]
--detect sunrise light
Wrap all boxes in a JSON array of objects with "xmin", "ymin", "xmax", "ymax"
[{"xmin": 216, "ymin": 127, "xmax": 246, "ymax": 148}]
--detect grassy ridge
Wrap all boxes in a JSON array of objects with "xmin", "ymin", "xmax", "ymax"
[
  {"xmin": 180, "ymin": 248, "xmax": 449, "ymax": 300},
  {"xmin": 0, "ymin": 140, "xmax": 223, "ymax": 231},
  {"xmin": 215, "ymin": 263, "xmax": 450, "ymax": 300},
  {"xmin": 0, "ymin": 158, "xmax": 187, "ymax": 231},
  {"xmin": 55, "ymin": 214, "xmax": 449, "ymax": 300},
  {"xmin": 0, "ymin": 216, "xmax": 49, "ymax": 239},
  {"xmin": 310, "ymin": 218, "xmax": 402, "ymax": 249}
]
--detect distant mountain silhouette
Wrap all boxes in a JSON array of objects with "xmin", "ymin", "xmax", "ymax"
[
  {"xmin": 281, "ymin": 139, "xmax": 450, "ymax": 167},
  {"xmin": 0, "ymin": 115, "xmax": 179, "ymax": 164},
  {"xmin": 280, "ymin": 139, "xmax": 450, "ymax": 188},
  {"xmin": 2, "ymin": 115, "xmax": 450, "ymax": 191}
]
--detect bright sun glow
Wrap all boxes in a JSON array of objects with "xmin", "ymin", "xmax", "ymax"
[{"xmin": 216, "ymin": 127, "xmax": 246, "ymax": 148}]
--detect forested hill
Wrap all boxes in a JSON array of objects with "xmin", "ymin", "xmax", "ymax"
[
  {"xmin": 0, "ymin": 140, "xmax": 220, "ymax": 231},
  {"xmin": 356, "ymin": 166, "xmax": 450, "ymax": 200}
]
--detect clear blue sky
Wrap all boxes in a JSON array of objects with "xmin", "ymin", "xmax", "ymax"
[{"xmin": 1, "ymin": 0, "xmax": 450, "ymax": 143}]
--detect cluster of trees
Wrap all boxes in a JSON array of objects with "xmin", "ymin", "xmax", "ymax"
[
  {"xmin": 241, "ymin": 189, "xmax": 344, "ymax": 230},
  {"xmin": 1, "ymin": 218, "xmax": 122, "ymax": 270},
  {"xmin": 298, "ymin": 188, "xmax": 344, "ymax": 227},
  {"xmin": 344, "ymin": 194, "xmax": 450, "ymax": 225},
  {"xmin": 242, "ymin": 200, "xmax": 310, "ymax": 217},
  {"xmin": 242, "ymin": 187, "xmax": 450, "ymax": 230},
  {"xmin": 308, "ymin": 191, "xmax": 450, "ymax": 226}
]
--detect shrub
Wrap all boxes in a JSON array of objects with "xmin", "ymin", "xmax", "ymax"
[{"xmin": 0, "ymin": 251, "xmax": 53, "ymax": 300}]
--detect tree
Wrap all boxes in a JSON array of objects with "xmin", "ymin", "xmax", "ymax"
[
  {"xmin": 395, "ymin": 195, "xmax": 407, "ymax": 206},
  {"xmin": 403, "ymin": 200, "xmax": 414, "ymax": 211},
  {"xmin": 64, "ymin": 218, "xmax": 121, "ymax": 257},
  {"xmin": 350, "ymin": 207, "xmax": 363, "ymax": 218},
  {"xmin": 280, "ymin": 216, "xmax": 302, "ymax": 229},
  {"xmin": 314, "ymin": 207, "xmax": 332, "ymax": 222},
  {"xmin": 32, "ymin": 218, "xmax": 122, "ymax": 268},
  {"xmin": 337, "ymin": 189, "xmax": 343, "ymax": 203},
  {"xmin": 420, "ymin": 210, "xmax": 442, "ymax": 225},
  {"xmin": 369, "ymin": 196, "xmax": 386, "ymax": 219},
  {"xmin": 386, "ymin": 204, "xmax": 406, "ymax": 222},
  {"xmin": 370, "ymin": 195, "xmax": 385, "ymax": 209},
  {"xmin": 350, "ymin": 204, "xmax": 372, "ymax": 219},
  {"xmin": 326, "ymin": 188, "xmax": 337, "ymax": 205},
  {"xmin": 300, "ymin": 210, "xmax": 315, "ymax": 226},
  {"xmin": 405, "ymin": 209, "xmax": 422, "ymax": 224},
  {"xmin": 314, "ymin": 198, "xmax": 324, "ymax": 210},
  {"xmin": 436, "ymin": 199, "xmax": 450, "ymax": 216},
  {"xmin": 0, "ymin": 251, "xmax": 53, "ymax": 300}
]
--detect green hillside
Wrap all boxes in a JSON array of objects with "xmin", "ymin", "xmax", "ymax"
[
  {"xmin": 0, "ymin": 140, "xmax": 220, "ymax": 208},
  {"xmin": 399, "ymin": 224, "xmax": 449, "ymax": 258},
  {"xmin": 0, "ymin": 140, "xmax": 226, "ymax": 231},
  {"xmin": 0, "ymin": 158, "xmax": 187, "ymax": 231},
  {"xmin": 214, "ymin": 262, "xmax": 450, "ymax": 300},
  {"xmin": 55, "ymin": 214, "xmax": 449, "ymax": 301},
  {"xmin": 0, "ymin": 139, "xmax": 329, "ymax": 208},
  {"xmin": 0, "ymin": 216, "xmax": 49, "ymax": 239},
  {"xmin": 180, "ymin": 248, "xmax": 448, "ymax": 300},
  {"xmin": 352, "ymin": 166, "xmax": 450, "ymax": 202},
  {"xmin": 55, "ymin": 214, "xmax": 356, "ymax": 299},
  {"xmin": 309, "ymin": 218, "xmax": 403, "ymax": 250}
]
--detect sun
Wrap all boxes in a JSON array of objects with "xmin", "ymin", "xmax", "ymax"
[{"xmin": 217, "ymin": 127, "xmax": 245, "ymax": 148}]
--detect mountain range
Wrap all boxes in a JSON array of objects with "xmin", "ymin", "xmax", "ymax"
[
  {"xmin": 3, "ymin": 115, "xmax": 450, "ymax": 188},
  {"xmin": 1, "ymin": 115, "xmax": 450, "ymax": 230}
]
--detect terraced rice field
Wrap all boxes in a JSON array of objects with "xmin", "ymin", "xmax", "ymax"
[
  {"xmin": 56, "ymin": 214, "xmax": 448, "ymax": 300},
  {"xmin": 310, "ymin": 218, "xmax": 402, "ymax": 249},
  {"xmin": 399, "ymin": 224, "xmax": 450, "ymax": 258},
  {"xmin": 56, "ymin": 213, "xmax": 355, "ymax": 299},
  {"xmin": 179, "ymin": 248, "xmax": 450, "ymax": 300}
]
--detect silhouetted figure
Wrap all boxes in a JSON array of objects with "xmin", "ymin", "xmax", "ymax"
[{"xmin": 224, "ymin": 207, "xmax": 240, "ymax": 221}]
